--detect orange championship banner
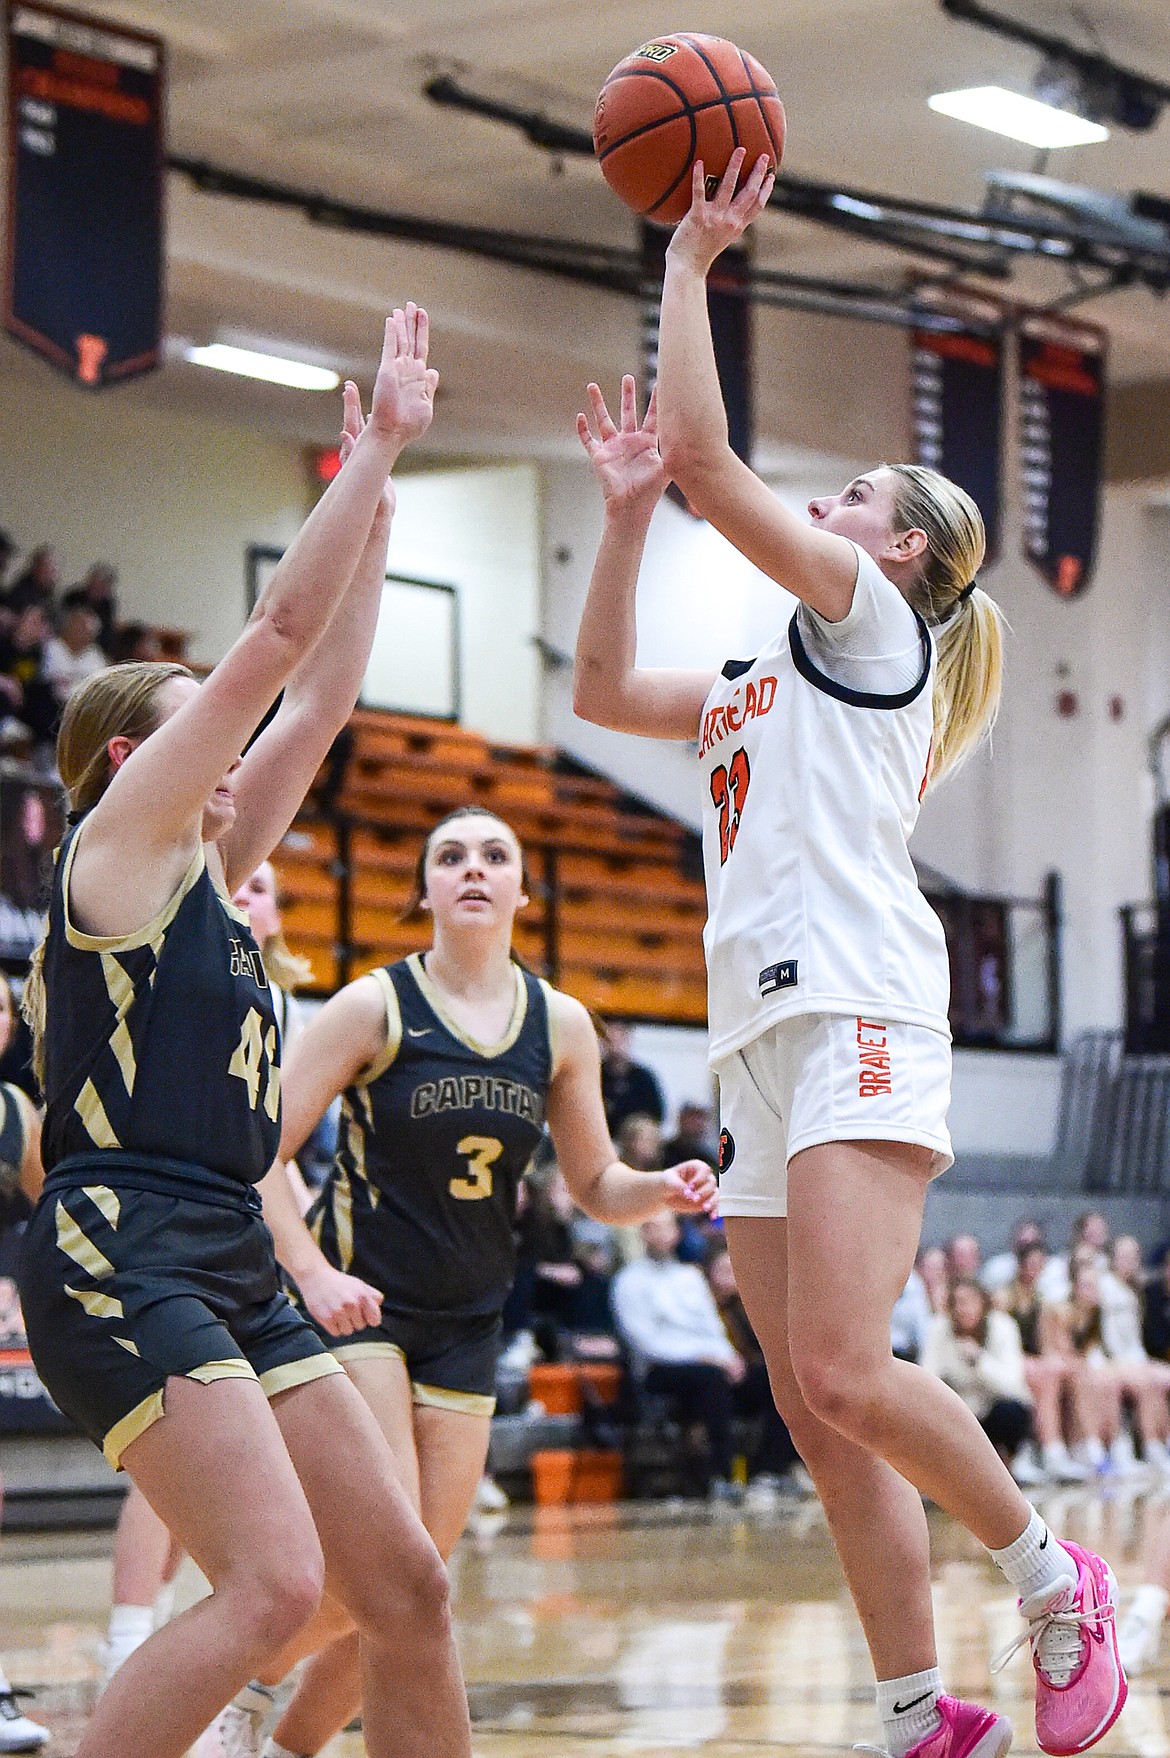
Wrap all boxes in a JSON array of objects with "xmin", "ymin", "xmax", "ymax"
[{"xmin": 5, "ymin": 1, "xmax": 164, "ymax": 386}]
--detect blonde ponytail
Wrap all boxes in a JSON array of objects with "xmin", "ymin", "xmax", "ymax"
[
  {"xmin": 260, "ymin": 931, "xmax": 313, "ymax": 993},
  {"xmin": 888, "ymin": 464, "xmax": 1006, "ymax": 789},
  {"xmin": 25, "ymin": 661, "xmax": 192, "ymax": 1087}
]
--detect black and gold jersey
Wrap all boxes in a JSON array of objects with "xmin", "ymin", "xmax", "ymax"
[
  {"xmin": 40, "ymin": 825, "xmax": 281, "ymax": 1185},
  {"xmin": 310, "ymin": 953, "xmax": 555, "ymax": 1321}
]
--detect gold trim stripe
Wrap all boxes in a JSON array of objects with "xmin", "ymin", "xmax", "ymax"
[
  {"xmin": 332, "ymin": 1340, "xmax": 407, "ymax": 1364},
  {"xmin": 104, "ymin": 1389, "xmax": 165, "ymax": 1467},
  {"xmin": 362, "ymin": 967, "xmax": 403, "ymax": 1084},
  {"xmin": 82, "ymin": 1185, "xmax": 120, "ymax": 1228},
  {"xmin": 407, "ymin": 952, "xmax": 528, "ymax": 1059},
  {"xmin": 412, "ymin": 1381, "xmax": 496, "ymax": 1417},
  {"xmin": 65, "ymin": 1284, "xmax": 124, "ymax": 1320},
  {"xmin": 55, "ymin": 1198, "xmax": 116, "ymax": 1280},
  {"xmin": 259, "ymin": 1354, "xmax": 345, "ymax": 1399},
  {"xmin": 63, "ymin": 836, "xmax": 205, "ymax": 954},
  {"xmin": 74, "ymin": 1079, "xmax": 120, "ymax": 1150}
]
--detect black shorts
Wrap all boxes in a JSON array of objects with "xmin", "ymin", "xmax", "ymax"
[
  {"xmin": 19, "ymin": 1158, "xmax": 342, "ymax": 1467},
  {"xmin": 320, "ymin": 1305, "xmax": 502, "ymax": 1417}
]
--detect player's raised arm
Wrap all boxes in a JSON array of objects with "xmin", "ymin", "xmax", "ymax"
[
  {"xmin": 656, "ymin": 155, "xmax": 859, "ymax": 621},
  {"xmin": 573, "ymin": 376, "xmax": 716, "ymax": 739},
  {"xmin": 73, "ymin": 310, "xmax": 435, "ymax": 929},
  {"xmin": 223, "ymin": 309, "xmax": 438, "ymax": 887}
]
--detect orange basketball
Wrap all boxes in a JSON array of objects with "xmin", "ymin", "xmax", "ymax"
[{"xmin": 593, "ymin": 33, "xmax": 785, "ymax": 226}]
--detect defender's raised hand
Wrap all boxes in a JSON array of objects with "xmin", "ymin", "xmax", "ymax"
[
  {"xmin": 369, "ymin": 302, "xmax": 439, "ymax": 450},
  {"xmin": 577, "ymin": 376, "xmax": 667, "ymax": 518}
]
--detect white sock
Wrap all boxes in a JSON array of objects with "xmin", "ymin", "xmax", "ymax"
[
  {"xmin": 989, "ymin": 1507, "xmax": 1078, "ymax": 1615},
  {"xmin": 104, "ymin": 1603, "xmax": 154, "ymax": 1676},
  {"xmin": 261, "ymin": 1742, "xmax": 303, "ymax": 1758},
  {"xmin": 233, "ymin": 1681, "xmax": 276, "ymax": 1716},
  {"xmin": 152, "ymin": 1582, "xmax": 177, "ymax": 1628},
  {"xmin": 876, "ymin": 1667, "xmax": 942, "ymax": 1757}
]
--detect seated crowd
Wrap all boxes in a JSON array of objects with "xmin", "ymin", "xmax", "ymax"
[
  {"xmin": 0, "ymin": 530, "xmax": 169, "ymax": 756},
  {"xmin": 904, "ymin": 1211, "xmax": 1170, "ymax": 1487}
]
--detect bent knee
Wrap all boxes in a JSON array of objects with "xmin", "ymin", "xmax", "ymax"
[
  {"xmin": 234, "ymin": 1544, "xmax": 325, "ymax": 1651},
  {"xmin": 791, "ymin": 1349, "xmax": 880, "ymax": 1435},
  {"xmin": 350, "ymin": 1533, "xmax": 451, "ymax": 1643}
]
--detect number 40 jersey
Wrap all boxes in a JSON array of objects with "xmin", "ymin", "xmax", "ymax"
[
  {"xmin": 698, "ymin": 543, "xmax": 952, "ymax": 1066},
  {"xmin": 310, "ymin": 953, "xmax": 554, "ymax": 1322}
]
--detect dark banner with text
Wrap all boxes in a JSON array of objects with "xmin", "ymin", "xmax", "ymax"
[
  {"xmin": 5, "ymin": 1, "xmax": 165, "ymax": 385},
  {"xmin": 641, "ymin": 223, "xmax": 751, "ymax": 514},
  {"xmin": 1018, "ymin": 313, "xmax": 1106, "ymax": 599},
  {"xmin": 910, "ymin": 293, "xmax": 1006, "ymax": 568}
]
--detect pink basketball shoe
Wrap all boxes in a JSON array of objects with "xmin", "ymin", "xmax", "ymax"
[
  {"xmin": 903, "ymin": 1697, "xmax": 1013, "ymax": 1758},
  {"xmin": 855, "ymin": 1696, "xmax": 1013, "ymax": 1758},
  {"xmin": 1003, "ymin": 1541, "xmax": 1127, "ymax": 1756}
]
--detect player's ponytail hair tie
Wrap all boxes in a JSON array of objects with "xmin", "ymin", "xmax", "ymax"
[{"xmin": 940, "ymin": 579, "xmax": 977, "ymax": 621}]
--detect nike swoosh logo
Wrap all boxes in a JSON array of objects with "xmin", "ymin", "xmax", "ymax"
[
  {"xmin": 893, "ymin": 1693, "xmax": 933, "ymax": 1715},
  {"xmin": 406, "ymin": 1028, "xmax": 431, "ymax": 1037},
  {"xmin": 1039, "ymin": 1531, "xmax": 1049, "ymax": 1549}
]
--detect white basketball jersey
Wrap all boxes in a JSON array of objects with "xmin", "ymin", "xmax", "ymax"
[{"xmin": 698, "ymin": 546, "xmax": 951, "ymax": 1063}]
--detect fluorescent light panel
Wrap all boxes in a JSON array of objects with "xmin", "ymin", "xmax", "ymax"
[
  {"xmin": 185, "ymin": 343, "xmax": 339, "ymax": 390},
  {"xmin": 928, "ymin": 86, "xmax": 1109, "ymax": 149}
]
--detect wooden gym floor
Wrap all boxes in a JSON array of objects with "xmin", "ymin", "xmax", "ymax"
[{"xmin": 4, "ymin": 1485, "xmax": 1170, "ymax": 1757}]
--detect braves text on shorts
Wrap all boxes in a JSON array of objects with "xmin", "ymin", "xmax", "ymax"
[{"xmin": 856, "ymin": 1018, "xmax": 893, "ymax": 1098}]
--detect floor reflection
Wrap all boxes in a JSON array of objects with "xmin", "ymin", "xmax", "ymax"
[{"xmin": 4, "ymin": 1487, "xmax": 1170, "ymax": 1756}]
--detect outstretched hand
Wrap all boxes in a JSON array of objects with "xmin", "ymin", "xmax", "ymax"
[
  {"xmin": 667, "ymin": 149, "xmax": 775, "ymax": 276},
  {"xmin": 369, "ymin": 303, "xmax": 439, "ymax": 449},
  {"xmin": 577, "ymin": 376, "xmax": 667, "ymax": 517},
  {"xmin": 337, "ymin": 380, "xmax": 396, "ymax": 529}
]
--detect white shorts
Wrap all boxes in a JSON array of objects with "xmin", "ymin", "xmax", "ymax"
[{"xmin": 714, "ymin": 1013, "xmax": 953, "ymax": 1218}]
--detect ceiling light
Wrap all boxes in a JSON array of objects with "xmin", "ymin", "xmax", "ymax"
[
  {"xmin": 928, "ymin": 86, "xmax": 1109, "ymax": 148},
  {"xmin": 184, "ymin": 343, "xmax": 340, "ymax": 390}
]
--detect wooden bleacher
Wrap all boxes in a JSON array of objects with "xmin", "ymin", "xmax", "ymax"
[{"xmin": 271, "ymin": 709, "xmax": 708, "ymax": 1024}]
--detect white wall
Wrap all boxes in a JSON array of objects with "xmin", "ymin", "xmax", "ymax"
[
  {"xmin": 0, "ymin": 350, "xmax": 308, "ymax": 666},
  {"xmin": 388, "ymin": 464, "xmax": 540, "ymax": 745}
]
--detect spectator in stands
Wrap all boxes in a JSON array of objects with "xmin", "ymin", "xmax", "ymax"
[
  {"xmin": 0, "ymin": 532, "xmax": 16, "ymax": 596},
  {"xmin": 997, "ymin": 1241, "xmax": 1089, "ymax": 1483},
  {"xmin": 947, "ymin": 1233, "xmax": 982, "ymax": 1282},
  {"xmin": 612, "ymin": 1211, "xmax": 744, "ymax": 1499},
  {"xmin": 42, "ymin": 590, "xmax": 108, "ymax": 706},
  {"xmin": 72, "ymin": 561, "xmax": 119, "ymax": 654},
  {"xmin": 983, "ymin": 1220, "xmax": 1047, "ymax": 1294},
  {"xmin": 108, "ymin": 622, "xmax": 163, "ymax": 665},
  {"xmin": 0, "ymin": 604, "xmax": 57, "ymax": 745},
  {"xmin": 0, "ymin": 970, "xmax": 36, "ymax": 1107},
  {"xmin": 512, "ymin": 1167, "xmax": 584, "ymax": 1360},
  {"xmin": 1042, "ymin": 1250, "xmax": 1168, "ymax": 1475},
  {"xmin": 1144, "ymin": 1244, "xmax": 1170, "ymax": 1363},
  {"xmin": 706, "ymin": 1242, "xmax": 802, "ymax": 1497},
  {"xmin": 922, "ymin": 1279, "xmax": 1034, "ymax": 1471},
  {"xmin": 917, "ymin": 1244, "xmax": 950, "ymax": 1313},
  {"xmin": 600, "ymin": 1020, "xmax": 665, "ymax": 1133},
  {"xmin": 662, "ymin": 1101, "xmax": 718, "ymax": 1168},
  {"xmin": 1099, "ymin": 1235, "xmax": 1170, "ymax": 1469},
  {"xmin": 616, "ymin": 1112, "xmax": 663, "ymax": 1171},
  {"xmin": 5, "ymin": 543, "xmax": 57, "ymax": 615},
  {"xmin": 891, "ymin": 1267, "xmax": 934, "ymax": 1362},
  {"xmin": 1038, "ymin": 1210, "xmax": 1111, "ymax": 1303}
]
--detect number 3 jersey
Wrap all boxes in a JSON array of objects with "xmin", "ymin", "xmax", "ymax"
[
  {"xmin": 310, "ymin": 953, "xmax": 554, "ymax": 1321},
  {"xmin": 698, "ymin": 542, "xmax": 951, "ymax": 1064},
  {"xmin": 40, "ymin": 825, "xmax": 281, "ymax": 1184}
]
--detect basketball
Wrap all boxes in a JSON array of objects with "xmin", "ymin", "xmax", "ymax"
[{"xmin": 593, "ymin": 34, "xmax": 785, "ymax": 226}]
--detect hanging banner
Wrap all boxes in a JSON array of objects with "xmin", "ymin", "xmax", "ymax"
[
  {"xmin": 641, "ymin": 223, "xmax": 752, "ymax": 512},
  {"xmin": 910, "ymin": 290, "xmax": 1006, "ymax": 567},
  {"xmin": 1018, "ymin": 312, "xmax": 1106, "ymax": 599},
  {"xmin": 5, "ymin": 1, "xmax": 165, "ymax": 386}
]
